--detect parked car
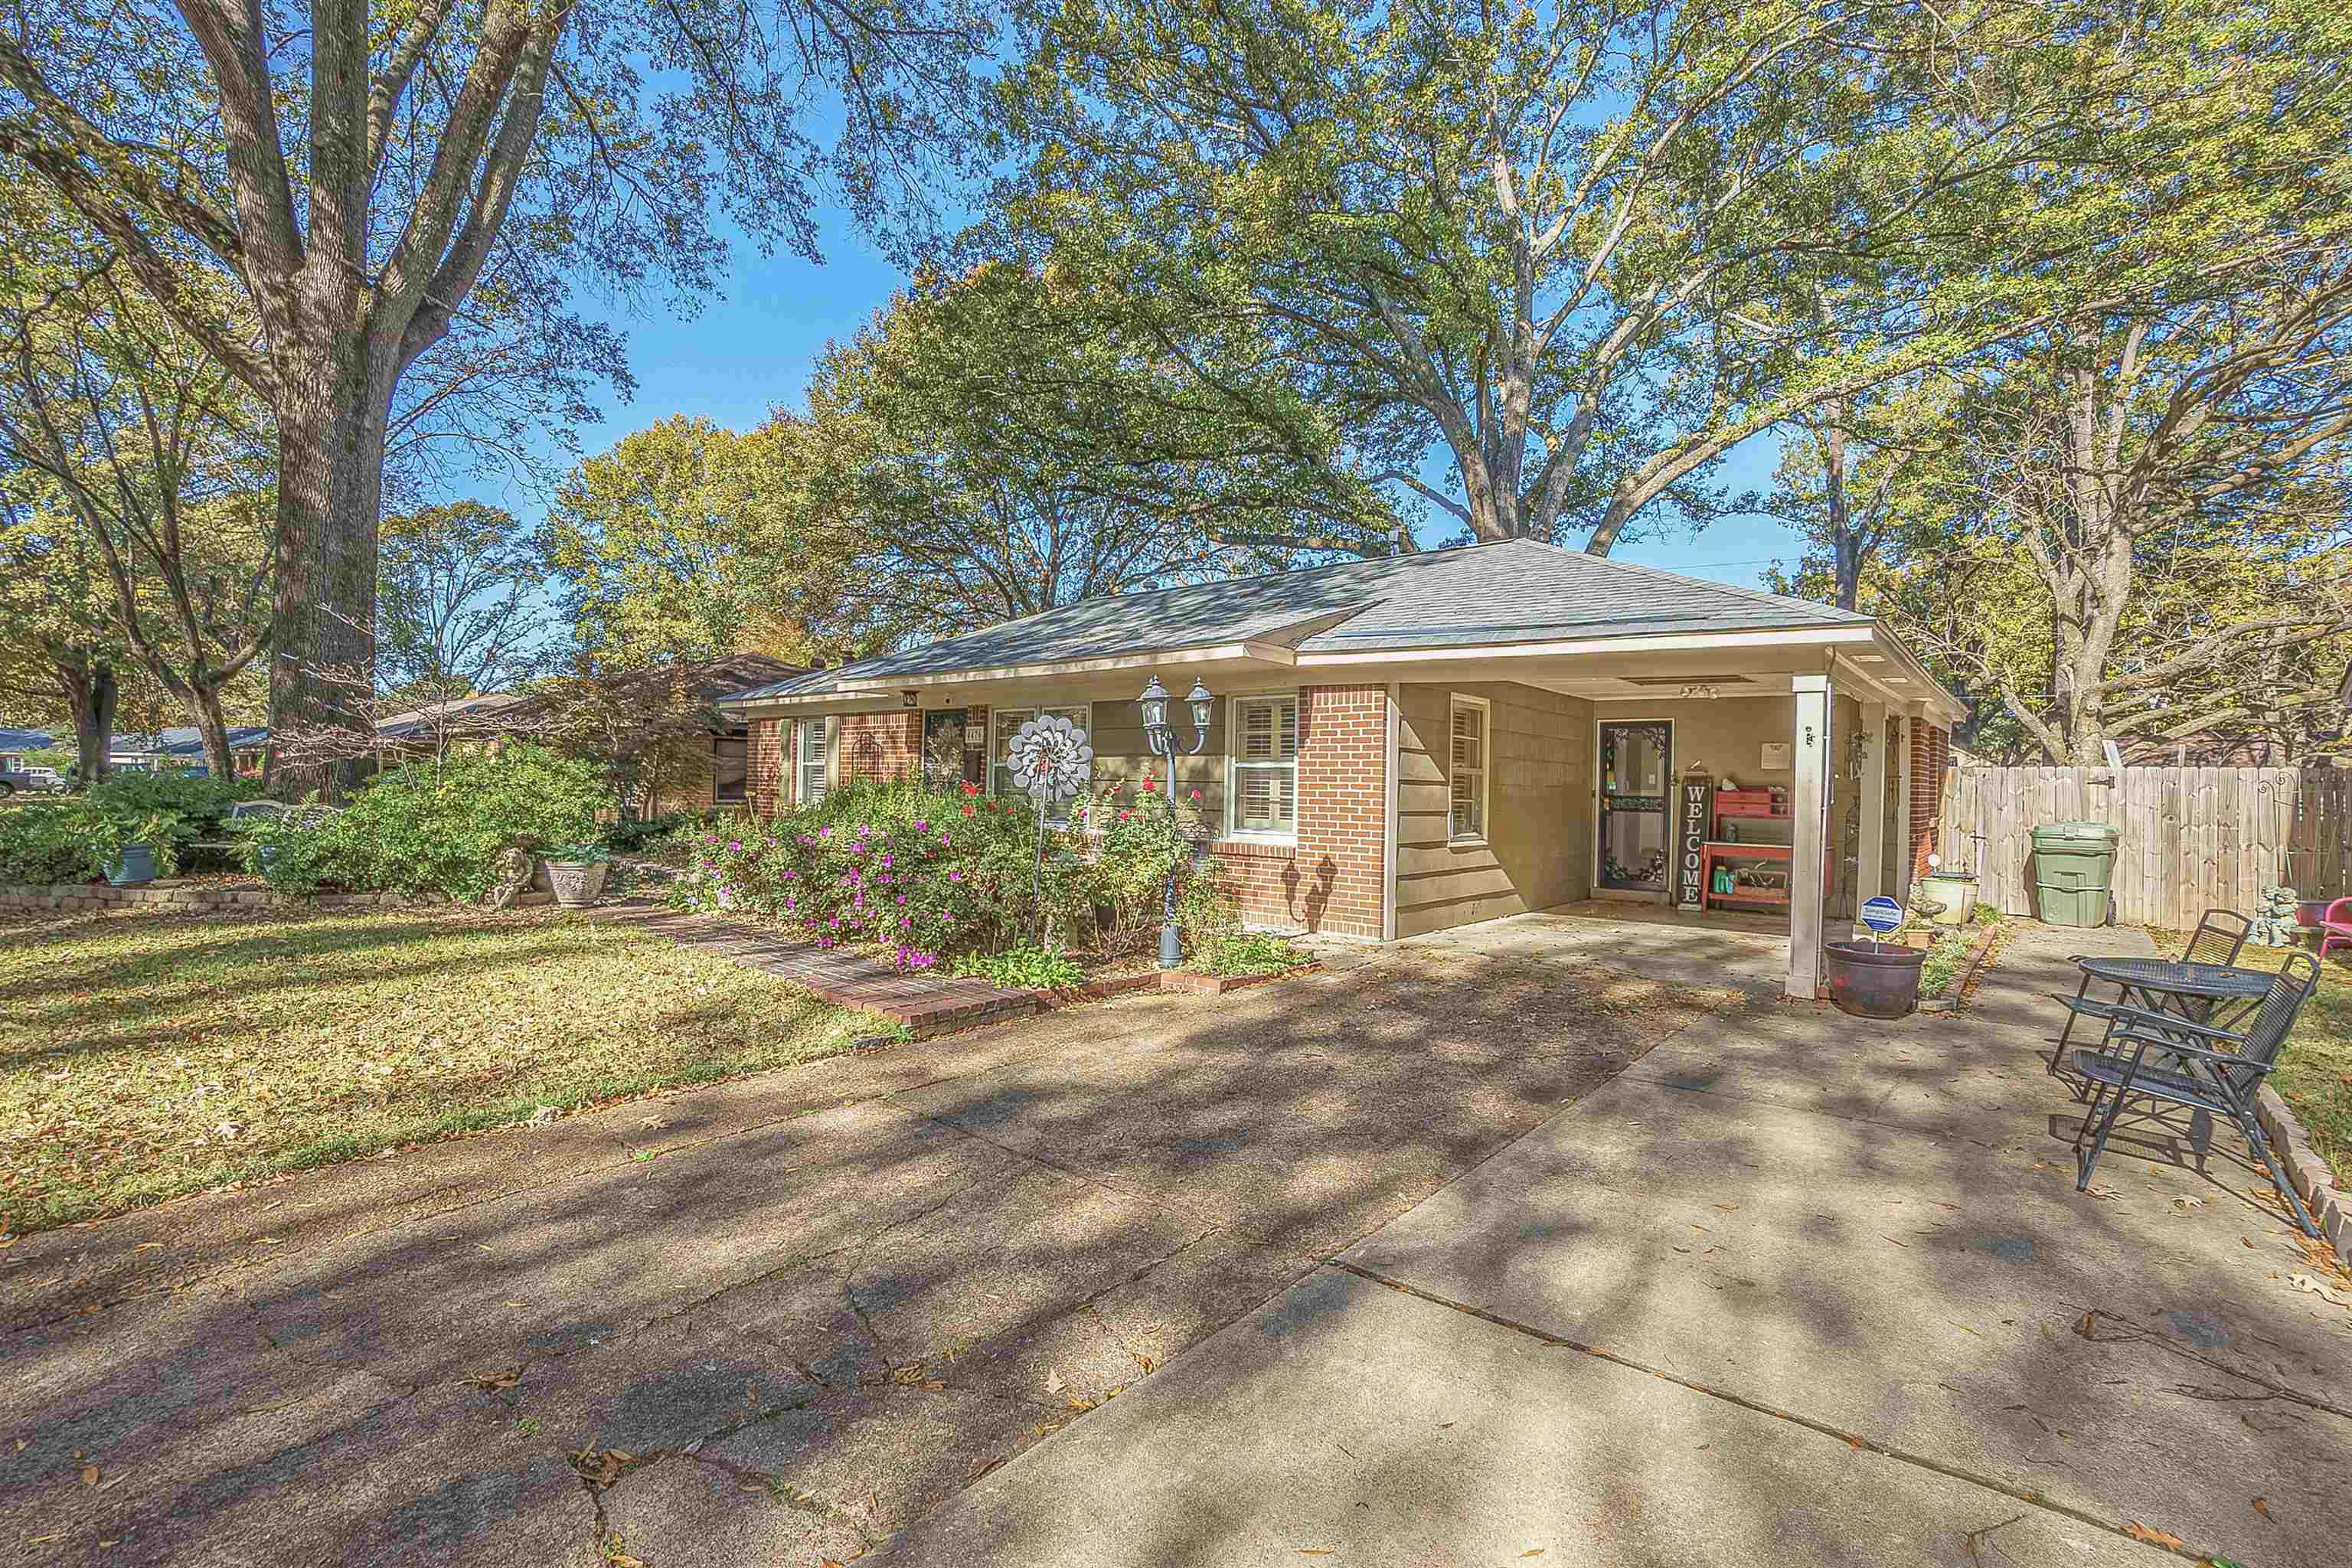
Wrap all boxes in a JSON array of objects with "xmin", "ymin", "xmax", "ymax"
[{"xmin": 0, "ymin": 766, "xmax": 60, "ymax": 796}]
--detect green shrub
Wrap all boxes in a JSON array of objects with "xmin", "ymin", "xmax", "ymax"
[
  {"xmin": 952, "ymin": 945, "xmax": 1090, "ymax": 991},
  {"xmin": 0, "ymin": 805, "xmax": 100, "ymax": 883},
  {"xmin": 237, "ymin": 747, "xmax": 607, "ymax": 899},
  {"xmin": 0, "ymin": 771, "xmax": 256, "ymax": 884},
  {"xmin": 1188, "ymin": 930, "xmax": 1306, "ymax": 977},
  {"xmin": 599, "ymin": 808, "xmax": 749, "ymax": 854}
]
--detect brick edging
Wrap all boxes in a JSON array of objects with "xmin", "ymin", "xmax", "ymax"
[{"xmin": 2254, "ymin": 1083, "xmax": 2350, "ymax": 1270}]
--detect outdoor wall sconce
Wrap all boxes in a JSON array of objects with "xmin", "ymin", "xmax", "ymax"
[{"xmin": 1138, "ymin": 675, "xmax": 1217, "ymax": 967}]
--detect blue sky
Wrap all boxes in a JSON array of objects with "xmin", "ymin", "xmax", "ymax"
[{"xmin": 480, "ymin": 214, "xmax": 1811, "ymax": 596}]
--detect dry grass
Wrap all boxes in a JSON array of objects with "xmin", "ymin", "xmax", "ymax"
[{"xmin": 1, "ymin": 907, "xmax": 864, "ymax": 1233}]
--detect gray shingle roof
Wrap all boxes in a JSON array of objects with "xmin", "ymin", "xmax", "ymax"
[{"xmin": 728, "ymin": 538, "xmax": 1867, "ymax": 703}]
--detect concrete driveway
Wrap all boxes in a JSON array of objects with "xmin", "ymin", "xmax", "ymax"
[
  {"xmin": 884, "ymin": 923, "xmax": 2352, "ymax": 1567},
  {"xmin": 2, "ymin": 933, "xmax": 1741, "ymax": 1566}
]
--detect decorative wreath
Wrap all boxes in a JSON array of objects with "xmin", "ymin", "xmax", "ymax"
[{"xmin": 1005, "ymin": 714, "xmax": 1094, "ymax": 804}]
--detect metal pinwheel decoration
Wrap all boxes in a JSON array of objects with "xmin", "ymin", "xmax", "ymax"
[
  {"xmin": 1005, "ymin": 714, "xmax": 1093, "ymax": 808},
  {"xmin": 1004, "ymin": 715, "xmax": 1093, "ymax": 938}
]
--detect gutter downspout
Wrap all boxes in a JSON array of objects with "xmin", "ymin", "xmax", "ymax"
[{"xmin": 1383, "ymin": 681, "xmax": 1400, "ymax": 946}]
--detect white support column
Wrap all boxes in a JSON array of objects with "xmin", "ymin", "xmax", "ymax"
[
  {"xmin": 1857, "ymin": 701, "xmax": 1888, "ymax": 903},
  {"xmin": 1788, "ymin": 674, "xmax": 1834, "ymax": 1000},
  {"xmin": 1894, "ymin": 714, "xmax": 1915, "ymax": 903}
]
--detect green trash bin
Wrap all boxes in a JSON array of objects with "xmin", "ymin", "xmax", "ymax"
[{"xmin": 2030, "ymin": 820, "xmax": 2122, "ymax": 928}]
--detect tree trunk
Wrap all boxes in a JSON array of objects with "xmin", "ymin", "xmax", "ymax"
[
  {"xmin": 66, "ymin": 656, "xmax": 117, "ymax": 783},
  {"xmin": 269, "ymin": 335, "xmax": 392, "ymax": 801},
  {"xmin": 189, "ymin": 688, "xmax": 237, "ymax": 782}
]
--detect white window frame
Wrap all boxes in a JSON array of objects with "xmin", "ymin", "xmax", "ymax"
[
  {"xmin": 796, "ymin": 717, "xmax": 829, "ymax": 806},
  {"xmin": 992, "ymin": 705, "xmax": 1089, "ymax": 822},
  {"xmin": 1449, "ymin": 693, "xmax": 1491, "ymax": 844},
  {"xmin": 1225, "ymin": 691, "xmax": 1299, "ymax": 843}
]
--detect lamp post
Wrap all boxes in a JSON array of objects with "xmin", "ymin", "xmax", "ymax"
[{"xmin": 1139, "ymin": 675, "xmax": 1216, "ymax": 967}]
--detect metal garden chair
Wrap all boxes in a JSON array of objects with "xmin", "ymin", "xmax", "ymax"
[
  {"xmin": 2066, "ymin": 950, "xmax": 2321, "ymax": 1237},
  {"xmin": 2048, "ymin": 909, "xmax": 2254, "ymax": 1089}
]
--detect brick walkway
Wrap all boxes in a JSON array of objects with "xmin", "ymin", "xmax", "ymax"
[{"xmin": 592, "ymin": 902, "xmax": 1042, "ymax": 1036}]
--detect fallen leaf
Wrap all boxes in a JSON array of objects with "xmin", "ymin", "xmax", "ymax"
[
  {"xmin": 1713, "ymin": 1201, "xmax": 1741, "ymax": 1212},
  {"xmin": 2243, "ymin": 1237, "xmax": 2256, "ymax": 1250},
  {"xmin": 2288, "ymin": 1273, "xmax": 2351, "ymax": 1307},
  {"xmin": 30, "ymin": 1276, "xmax": 60, "ymax": 1288},
  {"xmin": 1949, "ymin": 1322, "xmax": 1982, "ymax": 1336},
  {"xmin": 467, "ymin": 1370, "xmax": 522, "ymax": 1391},
  {"xmin": 2073, "ymin": 1310, "xmax": 2099, "ymax": 1338},
  {"xmin": 1521, "ymin": 1551, "xmax": 1547, "ymax": 1559},
  {"xmin": 81, "ymin": 1465, "xmax": 100, "ymax": 1486},
  {"xmin": 1043, "ymin": 1367, "xmax": 1064, "ymax": 1395},
  {"xmin": 966, "ymin": 1454, "xmax": 1003, "ymax": 1481},
  {"xmin": 503, "ymin": 1300, "xmax": 528, "ymax": 1308},
  {"xmin": 132, "ymin": 1242, "xmax": 162, "ymax": 1251},
  {"xmin": 2252, "ymin": 1498, "xmax": 2270, "ymax": 1517},
  {"xmin": 2120, "ymin": 1523, "xmax": 2183, "ymax": 1549}
]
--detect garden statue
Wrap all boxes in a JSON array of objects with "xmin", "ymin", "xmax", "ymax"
[
  {"xmin": 1005, "ymin": 714, "xmax": 1093, "ymax": 940},
  {"xmin": 482, "ymin": 847, "xmax": 536, "ymax": 910},
  {"xmin": 2250, "ymin": 884, "xmax": 2301, "ymax": 948}
]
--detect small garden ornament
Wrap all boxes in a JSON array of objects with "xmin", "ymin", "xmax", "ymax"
[{"xmin": 2250, "ymin": 884, "xmax": 2301, "ymax": 948}]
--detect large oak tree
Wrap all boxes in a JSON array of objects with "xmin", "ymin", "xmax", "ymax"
[{"xmin": 0, "ymin": 0, "xmax": 991, "ymax": 789}]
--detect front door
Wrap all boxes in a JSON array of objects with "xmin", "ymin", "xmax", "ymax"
[
  {"xmin": 922, "ymin": 710, "xmax": 978, "ymax": 792},
  {"xmin": 1598, "ymin": 720, "xmax": 1672, "ymax": 892}
]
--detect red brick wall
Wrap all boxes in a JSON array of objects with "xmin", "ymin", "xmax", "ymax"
[
  {"xmin": 838, "ymin": 710, "xmax": 922, "ymax": 786},
  {"xmin": 1209, "ymin": 682, "xmax": 1388, "ymax": 939},
  {"xmin": 1908, "ymin": 720, "xmax": 1950, "ymax": 879},
  {"xmin": 749, "ymin": 720, "xmax": 784, "ymax": 817}
]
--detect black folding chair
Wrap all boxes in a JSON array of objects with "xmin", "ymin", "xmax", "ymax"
[
  {"xmin": 2068, "ymin": 951, "xmax": 2321, "ymax": 1237},
  {"xmin": 2049, "ymin": 909, "xmax": 2254, "ymax": 1086}
]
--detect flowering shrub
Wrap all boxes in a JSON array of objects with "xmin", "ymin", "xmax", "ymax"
[
  {"xmin": 1070, "ymin": 776, "xmax": 1207, "ymax": 958},
  {"xmin": 668, "ymin": 780, "xmax": 1092, "ymax": 966}
]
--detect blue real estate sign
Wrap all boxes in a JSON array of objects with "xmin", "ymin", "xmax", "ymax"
[{"xmin": 1859, "ymin": 895, "xmax": 1905, "ymax": 935}]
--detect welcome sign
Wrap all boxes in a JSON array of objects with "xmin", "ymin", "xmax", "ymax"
[{"xmin": 1675, "ymin": 769, "xmax": 1713, "ymax": 911}]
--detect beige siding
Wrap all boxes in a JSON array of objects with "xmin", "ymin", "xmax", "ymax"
[
  {"xmin": 1083, "ymin": 701, "xmax": 1229, "ymax": 825},
  {"xmin": 1395, "ymin": 681, "xmax": 1594, "ymax": 939}
]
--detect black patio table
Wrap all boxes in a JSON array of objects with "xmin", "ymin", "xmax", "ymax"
[
  {"xmin": 2051, "ymin": 957, "xmax": 2276, "ymax": 1092},
  {"xmin": 2073, "ymin": 956, "xmax": 2275, "ymax": 1020}
]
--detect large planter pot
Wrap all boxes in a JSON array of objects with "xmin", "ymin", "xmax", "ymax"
[
  {"xmin": 105, "ymin": 843, "xmax": 158, "ymax": 887},
  {"xmin": 1916, "ymin": 871, "xmax": 1977, "ymax": 928},
  {"xmin": 543, "ymin": 860, "xmax": 609, "ymax": 908},
  {"xmin": 1824, "ymin": 939, "xmax": 1927, "ymax": 1019}
]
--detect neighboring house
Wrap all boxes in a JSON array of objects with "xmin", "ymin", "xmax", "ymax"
[
  {"xmin": 375, "ymin": 655, "xmax": 808, "ymax": 814},
  {"xmin": 149, "ymin": 726, "xmax": 273, "ymax": 776},
  {"xmin": 717, "ymin": 539, "xmax": 1966, "ymax": 1001}
]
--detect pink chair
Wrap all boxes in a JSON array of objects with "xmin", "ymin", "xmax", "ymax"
[{"xmin": 2321, "ymin": 897, "xmax": 2352, "ymax": 963}]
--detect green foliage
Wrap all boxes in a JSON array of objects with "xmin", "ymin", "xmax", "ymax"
[
  {"xmin": 1070, "ymin": 779, "xmax": 1206, "ymax": 958},
  {"xmin": 543, "ymin": 843, "xmax": 613, "ymax": 865},
  {"xmin": 238, "ymin": 747, "xmax": 608, "ymax": 900},
  {"xmin": 1187, "ymin": 930, "xmax": 1306, "ymax": 978},
  {"xmin": 599, "ymin": 811, "xmax": 746, "ymax": 854},
  {"xmin": 952, "ymin": 945, "xmax": 1090, "ymax": 991},
  {"xmin": 541, "ymin": 416, "xmax": 833, "ymax": 665},
  {"xmin": 0, "ymin": 771, "xmax": 256, "ymax": 882},
  {"xmin": 796, "ymin": 263, "xmax": 1397, "ymax": 635}
]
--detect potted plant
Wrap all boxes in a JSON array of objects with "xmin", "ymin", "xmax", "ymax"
[
  {"xmin": 1914, "ymin": 851, "xmax": 1977, "ymax": 928},
  {"xmin": 540, "ymin": 842, "xmax": 612, "ymax": 907},
  {"xmin": 88, "ymin": 808, "xmax": 176, "ymax": 887}
]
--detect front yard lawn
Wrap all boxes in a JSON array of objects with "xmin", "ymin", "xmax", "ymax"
[{"xmin": 2, "ymin": 909, "xmax": 864, "ymax": 1234}]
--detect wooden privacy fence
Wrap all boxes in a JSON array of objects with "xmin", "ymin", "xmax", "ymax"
[
  {"xmin": 1942, "ymin": 766, "xmax": 2299, "ymax": 929},
  {"xmin": 2290, "ymin": 767, "xmax": 2352, "ymax": 902}
]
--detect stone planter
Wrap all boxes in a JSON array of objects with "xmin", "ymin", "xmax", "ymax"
[
  {"xmin": 105, "ymin": 843, "xmax": 158, "ymax": 887},
  {"xmin": 542, "ymin": 860, "xmax": 609, "ymax": 908},
  {"xmin": 1916, "ymin": 871, "xmax": 1976, "ymax": 928}
]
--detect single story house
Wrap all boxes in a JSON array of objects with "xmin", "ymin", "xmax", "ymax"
[{"xmin": 715, "ymin": 540, "xmax": 1966, "ymax": 999}]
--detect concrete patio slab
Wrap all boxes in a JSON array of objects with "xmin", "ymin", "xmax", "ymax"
[{"xmin": 878, "ymin": 1267, "xmax": 2174, "ymax": 1568}]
